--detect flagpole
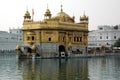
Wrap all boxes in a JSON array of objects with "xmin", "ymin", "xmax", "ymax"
[{"xmin": 32, "ymin": 8, "xmax": 34, "ymax": 21}]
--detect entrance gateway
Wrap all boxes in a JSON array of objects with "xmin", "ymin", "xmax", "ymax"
[{"xmin": 59, "ymin": 45, "xmax": 68, "ymax": 57}]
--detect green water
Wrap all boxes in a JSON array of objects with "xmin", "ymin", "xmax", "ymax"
[{"xmin": 0, "ymin": 54, "xmax": 120, "ymax": 80}]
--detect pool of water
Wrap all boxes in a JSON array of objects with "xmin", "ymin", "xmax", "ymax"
[{"xmin": 0, "ymin": 54, "xmax": 120, "ymax": 80}]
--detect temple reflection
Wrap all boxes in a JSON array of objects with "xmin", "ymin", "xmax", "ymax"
[{"xmin": 16, "ymin": 59, "xmax": 89, "ymax": 80}]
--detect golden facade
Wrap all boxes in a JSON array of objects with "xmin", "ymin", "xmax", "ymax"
[{"xmin": 22, "ymin": 5, "xmax": 88, "ymax": 55}]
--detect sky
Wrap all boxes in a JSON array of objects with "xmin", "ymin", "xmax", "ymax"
[{"xmin": 0, "ymin": 0, "xmax": 120, "ymax": 31}]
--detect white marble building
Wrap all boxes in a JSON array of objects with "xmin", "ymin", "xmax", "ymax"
[
  {"xmin": 88, "ymin": 25, "xmax": 120, "ymax": 48},
  {"xmin": 0, "ymin": 28, "xmax": 22, "ymax": 50},
  {"xmin": 9, "ymin": 28, "xmax": 22, "ymax": 41}
]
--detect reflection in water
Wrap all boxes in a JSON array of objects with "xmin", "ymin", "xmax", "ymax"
[
  {"xmin": 1, "ymin": 55, "xmax": 120, "ymax": 80},
  {"xmin": 16, "ymin": 58, "xmax": 89, "ymax": 80},
  {"xmin": 58, "ymin": 59, "xmax": 89, "ymax": 80}
]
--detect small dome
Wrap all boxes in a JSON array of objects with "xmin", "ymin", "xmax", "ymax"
[
  {"xmin": 81, "ymin": 15, "xmax": 88, "ymax": 20},
  {"xmin": 24, "ymin": 10, "xmax": 31, "ymax": 20},
  {"xmin": 44, "ymin": 8, "xmax": 51, "ymax": 17},
  {"xmin": 24, "ymin": 10, "xmax": 30, "ymax": 17},
  {"xmin": 44, "ymin": 6, "xmax": 52, "ymax": 19},
  {"xmin": 16, "ymin": 44, "xmax": 21, "ymax": 50},
  {"xmin": 32, "ymin": 45, "xmax": 36, "ymax": 50},
  {"xmin": 45, "ymin": 8, "xmax": 51, "ymax": 14},
  {"xmin": 80, "ymin": 12, "xmax": 88, "ymax": 21}
]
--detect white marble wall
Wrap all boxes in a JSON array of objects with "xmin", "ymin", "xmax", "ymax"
[{"xmin": 88, "ymin": 25, "xmax": 120, "ymax": 48}]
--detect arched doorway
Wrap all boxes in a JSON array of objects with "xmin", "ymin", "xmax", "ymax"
[
  {"xmin": 59, "ymin": 45, "xmax": 68, "ymax": 57},
  {"xmin": 59, "ymin": 45, "xmax": 65, "ymax": 52}
]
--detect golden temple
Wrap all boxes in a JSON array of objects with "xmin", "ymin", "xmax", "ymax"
[{"xmin": 21, "ymin": 5, "xmax": 89, "ymax": 57}]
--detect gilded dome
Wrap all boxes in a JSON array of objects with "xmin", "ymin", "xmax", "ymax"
[
  {"xmin": 52, "ymin": 5, "xmax": 74, "ymax": 23},
  {"xmin": 55, "ymin": 11, "xmax": 70, "ymax": 18}
]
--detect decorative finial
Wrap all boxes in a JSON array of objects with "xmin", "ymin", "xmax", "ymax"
[
  {"xmin": 83, "ymin": 10, "xmax": 86, "ymax": 16},
  {"xmin": 61, "ymin": 4, "xmax": 63, "ymax": 12},
  {"xmin": 32, "ymin": 8, "xmax": 34, "ymax": 21},
  {"xmin": 47, "ymin": 3, "xmax": 48, "ymax": 9},
  {"xmin": 26, "ymin": 6, "xmax": 28, "ymax": 11}
]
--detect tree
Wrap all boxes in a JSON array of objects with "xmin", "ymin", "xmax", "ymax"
[{"xmin": 113, "ymin": 38, "xmax": 120, "ymax": 47}]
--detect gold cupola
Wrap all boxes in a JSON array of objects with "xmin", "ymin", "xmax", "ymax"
[
  {"xmin": 80, "ymin": 11, "xmax": 88, "ymax": 22},
  {"xmin": 24, "ymin": 9, "xmax": 31, "ymax": 20},
  {"xmin": 44, "ymin": 5, "xmax": 52, "ymax": 19}
]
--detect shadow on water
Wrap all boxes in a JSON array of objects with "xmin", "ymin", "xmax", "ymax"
[{"xmin": 16, "ymin": 58, "xmax": 89, "ymax": 80}]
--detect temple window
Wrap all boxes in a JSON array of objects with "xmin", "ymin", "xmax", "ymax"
[
  {"xmin": 80, "ymin": 37, "xmax": 82, "ymax": 42},
  {"xmin": 32, "ymin": 36, "xmax": 34, "ymax": 40},
  {"xmin": 48, "ymin": 38, "xmax": 51, "ymax": 41},
  {"xmin": 74, "ymin": 37, "xmax": 82, "ymax": 42},
  {"xmin": 74, "ymin": 37, "xmax": 76, "ymax": 42},
  {"xmin": 114, "ymin": 36, "xmax": 116, "ymax": 39},
  {"xmin": 77, "ymin": 37, "xmax": 79, "ymax": 42},
  {"xmin": 106, "ymin": 36, "xmax": 108, "ymax": 39}
]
